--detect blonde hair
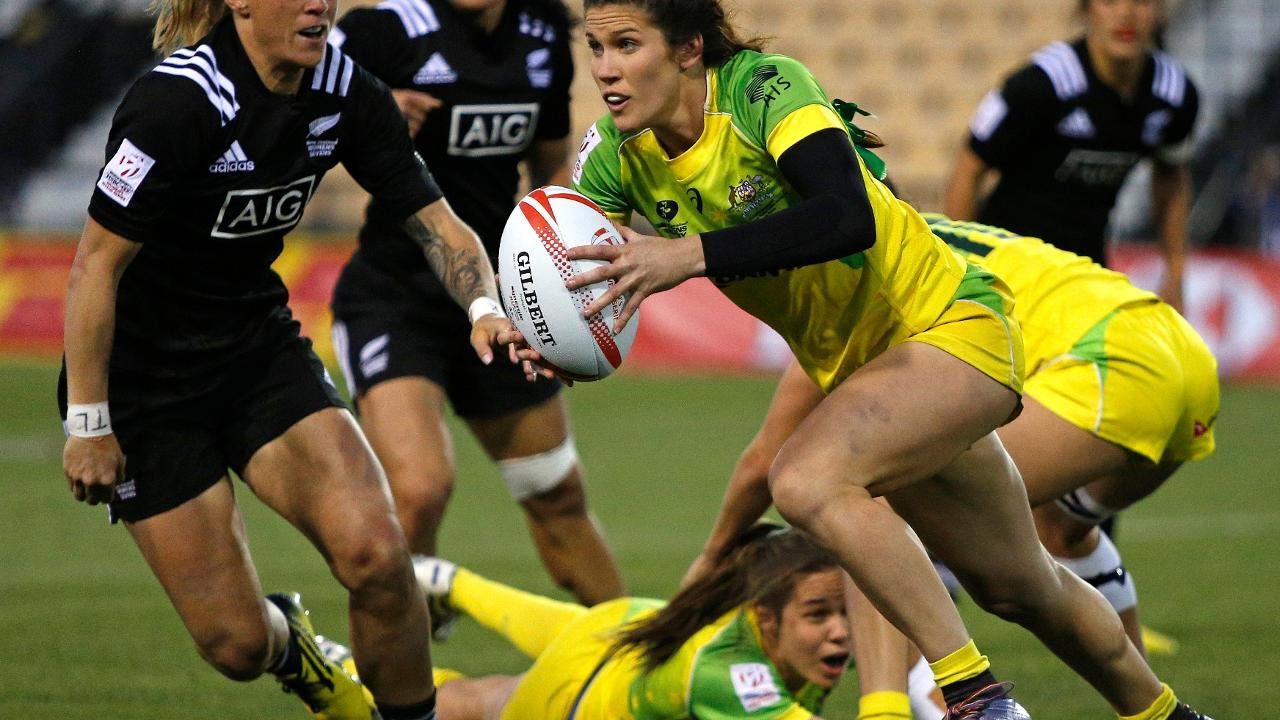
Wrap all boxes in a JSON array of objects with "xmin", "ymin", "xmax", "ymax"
[{"xmin": 150, "ymin": 0, "xmax": 227, "ymax": 55}]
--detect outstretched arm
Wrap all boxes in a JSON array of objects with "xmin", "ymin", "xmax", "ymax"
[
  {"xmin": 682, "ymin": 359, "xmax": 825, "ymax": 587},
  {"xmin": 403, "ymin": 199, "xmax": 523, "ymax": 366}
]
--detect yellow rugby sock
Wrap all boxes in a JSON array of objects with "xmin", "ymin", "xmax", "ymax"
[
  {"xmin": 929, "ymin": 640, "xmax": 990, "ymax": 687},
  {"xmin": 857, "ymin": 690, "xmax": 912, "ymax": 720},
  {"xmin": 1118, "ymin": 684, "xmax": 1178, "ymax": 720},
  {"xmin": 451, "ymin": 568, "xmax": 587, "ymax": 659}
]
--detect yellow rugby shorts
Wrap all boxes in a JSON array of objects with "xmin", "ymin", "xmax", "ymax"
[
  {"xmin": 907, "ymin": 264, "xmax": 1026, "ymax": 397},
  {"xmin": 1025, "ymin": 300, "xmax": 1218, "ymax": 463},
  {"xmin": 501, "ymin": 598, "xmax": 641, "ymax": 720}
]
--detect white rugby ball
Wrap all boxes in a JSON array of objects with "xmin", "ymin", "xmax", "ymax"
[{"xmin": 498, "ymin": 186, "xmax": 637, "ymax": 381}]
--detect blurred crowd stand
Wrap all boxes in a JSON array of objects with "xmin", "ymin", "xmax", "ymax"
[{"xmin": 2, "ymin": 0, "xmax": 1278, "ymax": 253}]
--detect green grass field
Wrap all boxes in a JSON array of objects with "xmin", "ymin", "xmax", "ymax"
[{"xmin": 3, "ymin": 360, "xmax": 1277, "ymax": 718}]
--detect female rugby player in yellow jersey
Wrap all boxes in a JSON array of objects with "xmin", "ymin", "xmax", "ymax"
[
  {"xmin": 563, "ymin": 1, "xmax": 1209, "ymax": 718},
  {"xmin": 692, "ymin": 215, "xmax": 1219, "ymax": 719},
  {"xmin": 324, "ymin": 524, "xmax": 853, "ymax": 719}
]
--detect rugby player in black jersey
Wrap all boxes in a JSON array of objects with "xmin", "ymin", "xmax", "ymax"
[
  {"xmin": 58, "ymin": 1, "xmax": 527, "ymax": 718},
  {"xmin": 945, "ymin": 0, "xmax": 1197, "ymax": 313},
  {"xmin": 328, "ymin": 0, "xmax": 625, "ymax": 615}
]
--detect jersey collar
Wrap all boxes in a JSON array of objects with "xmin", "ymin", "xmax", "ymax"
[{"xmin": 662, "ymin": 66, "xmax": 727, "ymax": 179}]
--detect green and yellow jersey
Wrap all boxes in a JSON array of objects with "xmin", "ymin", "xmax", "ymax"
[
  {"xmin": 921, "ymin": 214, "xmax": 1158, "ymax": 372},
  {"xmin": 564, "ymin": 599, "xmax": 827, "ymax": 720},
  {"xmin": 573, "ymin": 50, "xmax": 968, "ymax": 392}
]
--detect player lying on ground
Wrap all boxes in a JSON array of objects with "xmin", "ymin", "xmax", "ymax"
[
  {"xmin": 687, "ymin": 215, "xmax": 1219, "ymax": 719},
  {"xmin": 323, "ymin": 524, "xmax": 860, "ymax": 719}
]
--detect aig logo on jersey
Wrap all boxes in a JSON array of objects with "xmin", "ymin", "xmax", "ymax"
[
  {"xmin": 449, "ymin": 103, "xmax": 539, "ymax": 157},
  {"xmin": 212, "ymin": 175, "xmax": 316, "ymax": 238}
]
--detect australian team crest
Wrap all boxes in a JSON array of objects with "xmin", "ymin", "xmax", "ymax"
[
  {"xmin": 728, "ymin": 175, "xmax": 765, "ymax": 208},
  {"xmin": 726, "ymin": 174, "xmax": 776, "ymax": 221}
]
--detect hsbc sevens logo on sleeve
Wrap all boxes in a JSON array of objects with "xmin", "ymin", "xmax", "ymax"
[
  {"xmin": 448, "ymin": 103, "xmax": 539, "ymax": 157},
  {"xmin": 212, "ymin": 175, "xmax": 316, "ymax": 238}
]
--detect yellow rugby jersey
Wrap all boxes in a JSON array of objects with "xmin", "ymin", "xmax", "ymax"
[
  {"xmin": 573, "ymin": 51, "xmax": 967, "ymax": 391},
  {"xmin": 921, "ymin": 214, "xmax": 1158, "ymax": 368},
  {"xmin": 572, "ymin": 601, "xmax": 826, "ymax": 719}
]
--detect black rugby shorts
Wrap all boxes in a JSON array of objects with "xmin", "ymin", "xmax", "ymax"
[
  {"xmin": 331, "ymin": 290, "xmax": 560, "ymax": 419},
  {"xmin": 58, "ymin": 330, "xmax": 344, "ymax": 523}
]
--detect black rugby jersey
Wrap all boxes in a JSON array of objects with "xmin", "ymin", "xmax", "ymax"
[
  {"xmin": 967, "ymin": 38, "xmax": 1198, "ymax": 263},
  {"xmin": 89, "ymin": 17, "xmax": 441, "ymax": 378},
  {"xmin": 332, "ymin": 0, "xmax": 572, "ymax": 283}
]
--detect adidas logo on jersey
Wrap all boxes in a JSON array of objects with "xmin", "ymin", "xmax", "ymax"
[
  {"xmin": 1057, "ymin": 108, "xmax": 1096, "ymax": 139},
  {"xmin": 414, "ymin": 52, "xmax": 457, "ymax": 85},
  {"xmin": 209, "ymin": 141, "xmax": 255, "ymax": 173}
]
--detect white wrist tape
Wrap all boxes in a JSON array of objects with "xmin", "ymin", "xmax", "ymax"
[
  {"xmin": 468, "ymin": 297, "xmax": 506, "ymax": 324},
  {"xmin": 65, "ymin": 402, "xmax": 113, "ymax": 438}
]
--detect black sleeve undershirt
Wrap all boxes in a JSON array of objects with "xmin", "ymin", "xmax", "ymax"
[{"xmin": 700, "ymin": 128, "xmax": 876, "ymax": 277}]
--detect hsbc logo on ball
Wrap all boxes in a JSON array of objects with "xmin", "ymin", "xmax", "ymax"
[
  {"xmin": 514, "ymin": 251, "xmax": 556, "ymax": 346},
  {"xmin": 448, "ymin": 103, "xmax": 539, "ymax": 157},
  {"xmin": 211, "ymin": 175, "xmax": 316, "ymax": 239}
]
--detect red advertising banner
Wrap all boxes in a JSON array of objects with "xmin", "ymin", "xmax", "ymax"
[{"xmin": 4, "ymin": 232, "xmax": 1279, "ymax": 381}]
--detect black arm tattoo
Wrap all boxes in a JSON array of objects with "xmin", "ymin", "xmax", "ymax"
[{"xmin": 404, "ymin": 214, "xmax": 488, "ymax": 308}]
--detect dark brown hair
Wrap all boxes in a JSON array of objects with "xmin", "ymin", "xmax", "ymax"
[
  {"xmin": 583, "ymin": 0, "xmax": 766, "ymax": 66},
  {"xmin": 614, "ymin": 523, "xmax": 838, "ymax": 670}
]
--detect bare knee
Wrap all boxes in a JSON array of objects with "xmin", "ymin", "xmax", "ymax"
[
  {"xmin": 390, "ymin": 466, "xmax": 455, "ymax": 526},
  {"xmin": 330, "ymin": 522, "xmax": 415, "ymax": 601},
  {"xmin": 962, "ymin": 562, "xmax": 1063, "ymax": 626},
  {"xmin": 1033, "ymin": 502, "xmax": 1096, "ymax": 555},
  {"xmin": 521, "ymin": 470, "xmax": 587, "ymax": 521},
  {"xmin": 769, "ymin": 458, "xmax": 874, "ymax": 533},
  {"xmin": 194, "ymin": 626, "xmax": 272, "ymax": 681}
]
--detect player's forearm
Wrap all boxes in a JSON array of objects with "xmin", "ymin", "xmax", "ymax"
[
  {"xmin": 63, "ymin": 251, "xmax": 120, "ymax": 404},
  {"xmin": 942, "ymin": 176, "xmax": 977, "ymax": 221},
  {"xmin": 529, "ymin": 138, "xmax": 571, "ymax": 189},
  {"xmin": 703, "ymin": 457, "xmax": 774, "ymax": 558},
  {"xmin": 1153, "ymin": 164, "xmax": 1192, "ymax": 279},
  {"xmin": 943, "ymin": 147, "xmax": 990, "ymax": 221},
  {"xmin": 406, "ymin": 200, "xmax": 500, "ymax": 311}
]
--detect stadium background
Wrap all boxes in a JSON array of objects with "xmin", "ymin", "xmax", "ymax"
[{"xmin": 2, "ymin": 0, "xmax": 1278, "ymax": 717}]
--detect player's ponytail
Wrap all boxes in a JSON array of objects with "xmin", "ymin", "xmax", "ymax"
[
  {"xmin": 583, "ymin": 0, "xmax": 767, "ymax": 67},
  {"xmin": 150, "ymin": 0, "xmax": 226, "ymax": 55},
  {"xmin": 614, "ymin": 522, "xmax": 837, "ymax": 671}
]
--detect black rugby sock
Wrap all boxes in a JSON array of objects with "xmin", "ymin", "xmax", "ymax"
[
  {"xmin": 378, "ymin": 692, "xmax": 437, "ymax": 720},
  {"xmin": 940, "ymin": 669, "xmax": 1000, "ymax": 707}
]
